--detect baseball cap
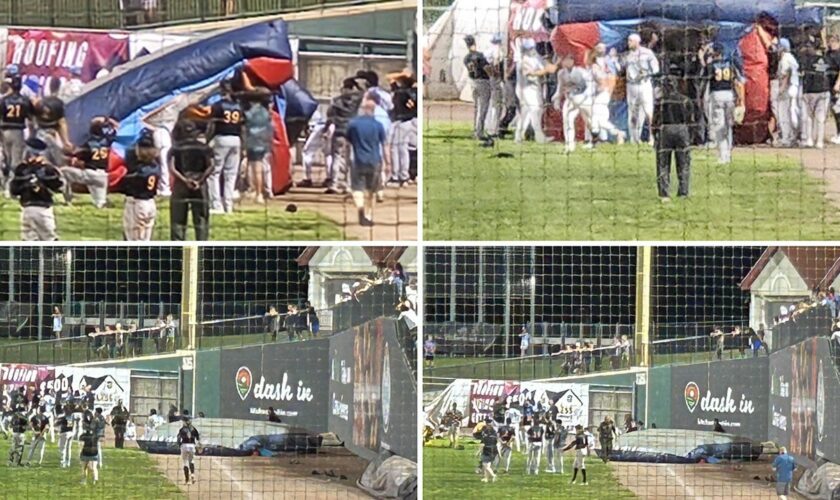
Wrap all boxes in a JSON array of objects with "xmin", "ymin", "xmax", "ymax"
[
  {"xmin": 25, "ymin": 138, "xmax": 48, "ymax": 152},
  {"xmin": 779, "ymin": 38, "xmax": 791, "ymax": 51},
  {"xmin": 464, "ymin": 35, "xmax": 476, "ymax": 47},
  {"xmin": 521, "ymin": 38, "xmax": 536, "ymax": 51},
  {"xmin": 491, "ymin": 33, "xmax": 503, "ymax": 45},
  {"xmin": 628, "ymin": 33, "xmax": 641, "ymax": 43}
]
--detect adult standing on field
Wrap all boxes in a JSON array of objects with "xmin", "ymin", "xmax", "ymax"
[
  {"xmin": 168, "ymin": 120, "xmax": 214, "ymax": 240},
  {"xmin": 772, "ymin": 447, "xmax": 795, "ymax": 499},
  {"xmin": 597, "ymin": 415, "xmax": 617, "ymax": 463},
  {"xmin": 463, "ymin": 34, "xmax": 492, "ymax": 140},
  {"xmin": 653, "ymin": 76, "xmax": 694, "ymax": 201},
  {"xmin": 624, "ymin": 33, "xmax": 660, "ymax": 145},
  {"xmin": 347, "ymin": 96, "xmax": 390, "ymax": 227},
  {"xmin": 207, "ymin": 79, "xmax": 243, "ymax": 214},
  {"xmin": 110, "ymin": 400, "xmax": 129, "ymax": 449}
]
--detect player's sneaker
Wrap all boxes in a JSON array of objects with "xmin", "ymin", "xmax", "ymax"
[
  {"xmin": 209, "ymin": 208, "xmax": 225, "ymax": 215},
  {"xmin": 804, "ymin": 139, "xmax": 814, "ymax": 148},
  {"xmin": 831, "ymin": 135, "xmax": 840, "ymax": 145},
  {"xmin": 80, "ymin": 479, "xmax": 87, "ymax": 485},
  {"xmin": 481, "ymin": 478, "xmax": 489, "ymax": 483},
  {"xmin": 191, "ymin": 476, "xmax": 196, "ymax": 484},
  {"xmin": 582, "ymin": 482, "xmax": 589, "ymax": 486},
  {"xmin": 491, "ymin": 475, "xmax": 497, "ymax": 483},
  {"xmin": 545, "ymin": 468, "xmax": 555, "ymax": 473},
  {"xmin": 616, "ymin": 131, "xmax": 626, "ymax": 145},
  {"xmin": 256, "ymin": 195, "xmax": 265, "ymax": 204},
  {"xmin": 571, "ymin": 480, "xmax": 576, "ymax": 485}
]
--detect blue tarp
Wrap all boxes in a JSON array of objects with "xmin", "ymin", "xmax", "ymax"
[
  {"xmin": 65, "ymin": 20, "xmax": 293, "ymax": 146},
  {"xmin": 553, "ymin": 0, "xmax": 797, "ymax": 25}
]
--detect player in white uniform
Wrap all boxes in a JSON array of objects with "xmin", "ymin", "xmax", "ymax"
[
  {"xmin": 590, "ymin": 44, "xmax": 626, "ymax": 144},
  {"xmin": 42, "ymin": 390, "xmax": 56, "ymax": 443},
  {"xmin": 504, "ymin": 405, "xmax": 523, "ymax": 452},
  {"xmin": 554, "ymin": 55, "xmax": 596, "ymax": 153},
  {"xmin": 301, "ymin": 120, "xmax": 335, "ymax": 188},
  {"xmin": 145, "ymin": 408, "xmax": 166, "ymax": 439},
  {"xmin": 485, "ymin": 33, "xmax": 506, "ymax": 137},
  {"xmin": 515, "ymin": 39, "xmax": 550, "ymax": 144},
  {"xmin": 624, "ymin": 33, "xmax": 660, "ymax": 145},
  {"xmin": 776, "ymin": 38, "xmax": 800, "ymax": 147}
]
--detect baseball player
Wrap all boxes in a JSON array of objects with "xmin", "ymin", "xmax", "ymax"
[
  {"xmin": 57, "ymin": 405, "xmax": 75, "ymax": 468},
  {"xmin": 497, "ymin": 418, "xmax": 515, "ymax": 473},
  {"xmin": 800, "ymin": 38, "xmax": 832, "ymax": 149},
  {"xmin": 563, "ymin": 424, "xmax": 590, "ymax": 485},
  {"xmin": 549, "ymin": 418, "xmax": 568, "ymax": 474},
  {"xmin": 504, "ymin": 403, "xmax": 523, "ymax": 452},
  {"xmin": 624, "ymin": 33, "xmax": 660, "ymax": 145},
  {"xmin": 24, "ymin": 406, "xmax": 49, "ymax": 466},
  {"xmin": 387, "ymin": 75, "xmax": 417, "ymax": 187},
  {"xmin": 177, "ymin": 417, "xmax": 201, "ymax": 485},
  {"xmin": 146, "ymin": 408, "xmax": 166, "ymax": 439},
  {"xmin": 775, "ymin": 38, "xmax": 800, "ymax": 147},
  {"xmin": 701, "ymin": 44, "xmax": 745, "ymax": 164},
  {"xmin": 597, "ymin": 415, "xmax": 618, "ymax": 463},
  {"xmin": 79, "ymin": 428, "xmax": 99, "ymax": 485},
  {"xmin": 63, "ymin": 116, "xmax": 118, "ymax": 208},
  {"xmin": 554, "ymin": 54, "xmax": 596, "ymax": 153},
  {"xmin": 590, "ymin": 44, "xmax": 626, "ymax": 144},
  {"xmin": 0, "ymin": 74, "xmax": 33, "ymax": 194},
  {"xmin": 485, "ymin": 33, "xmax": 505, "ymax": 137},
  {"xmin": 443, "ymin": 402, "xmax": 463, "ymax": 448},
  {"xmin": 9, "ymin": 138, "xmax": 63, "ymax": 241},
  {"xmin": 34, "ymin": 77, "xmax": 73, "ymax": 167},
  {"xmin": 301, "ymin": 119, "xmax": 334, "ymax": 188},
  {"xmin": 515, "ymin": 39, "xmax": 549, "ymax": 144},
  {"xmin": 7, "ymin": 407, "xmax": 27, "ymax": 466},
  {"xmin": 120, "ymin": 130, "xmax": 162, "ymax": 241},
  {"xmin": 207, "ymin": 79, "xmax": 243, "ymax": 214},
  {"xmin": 525, "ymin": 413, "xmax": 545, "ymax": 475},
  {"xmin": 463, "ymin": 35, "xmax": 492, "ymax": 140},
  {"xmin": 42, "ymin": 390, "xmax": 56, "ymax": 443},
  {"xmin": 476, "ymin": 420, "xmax": 498, "ymax": 484},
  {"xmin": 93, "ymin": 408, "xmax": 106, "ymax": 469}
]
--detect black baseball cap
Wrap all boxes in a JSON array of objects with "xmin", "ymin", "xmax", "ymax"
[
  {"xmin": 25, "ymin": 138, "xmax": 48, "ymax": 152},
  {"xmin": 464, "ymin": 35, "xmax": 476, "ymax": 47}
]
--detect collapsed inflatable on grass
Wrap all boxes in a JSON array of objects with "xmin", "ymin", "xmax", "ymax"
[
  {"xmin": 65, "ymin": 19, "xmax": 318, "ymax": 195},
  {"xmin": 137, "ymin": 418, "xmax": 323, "ymax": 456},
  {"xmin": 608, "ymin": 428, "xmax": 763, "ymax": 463}
]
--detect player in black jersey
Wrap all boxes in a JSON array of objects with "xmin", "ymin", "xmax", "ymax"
[
  {"xmin": 478, "ymin": 418, "xmax": 498, "ymax": 483},
  {"xmin": 701, "ymin": 43, "xmax": 744, "ymax": 164},
  {"xmin": 168, "ymin": 119, "xmax": 214, "ymax": 240},
  {"xmin": 463, "ymin": 35, "xmax": 492, "ymax": 140},
  {"xmin": 7, "ymin": 408, "xmax": 28, "ymax": 466},
  {"xmin": 34, "ymin": 78, "xmax": 72, "ymax": 168},
  {"xmin": 207, "ymin": 79, "xmax": 243, "ymax": 214},
  {"xmin": 25, "ymin": 406, "xmax": 49, "ymax": 466},
  {"xmin": 563, "ymin": 424, "xmax": 590, "ymax": 485},
  {"xmin": 177, "ymin": 417, "xmax": 201, "ymax": 484},
  {"xmin": 63, "ymin": 116, "xmax": 118, "ymax": 208},
  {"xmin": 497, "ymin": 418, "xmax": 515, "ymax": 473},
  {"xmin": 525, "ymin": 413, "xmax": 544, "ymax": 475},
  {"xmin": 9, "ymin": 138, "xmax": 63, "ymax": 241},
  {"xmin": 0, "ymin": 75, "xmax": 33, "ymax": 192},
  {"xmin": 120, "ymin": 129, "xmax": 162, "ymax": 240},
  {"xmin": 56, "ymin": 404, "xmax": 76, "ymax": 468}
]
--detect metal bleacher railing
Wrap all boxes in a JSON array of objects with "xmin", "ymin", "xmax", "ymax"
[
  {"xmin": 0, "ymin": 0, "xmax": 389, "ymax": 29},
  {"xmin": 0, "ymin": 282, "xmax": 408, "ymax": 365}
]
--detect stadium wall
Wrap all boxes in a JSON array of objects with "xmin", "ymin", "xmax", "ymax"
[
  {"xmin": 646, "ymin": 365, "xmax": 672, "ymax": 429},
  {"xmin": 194, "ymin": 349, "xmax": 222, "ymax": 418}
]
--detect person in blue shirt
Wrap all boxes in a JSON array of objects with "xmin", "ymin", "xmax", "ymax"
[
  {"xmin": 346, "ymin": 96, "xmax": 390, "ymax": 227},
  {"xmin": 772, "ymin": 447, "xmax": 796, "ymax": 499}
]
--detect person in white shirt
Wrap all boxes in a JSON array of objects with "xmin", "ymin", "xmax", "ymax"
[
  {"xmin": 624, "ymin": 33, "xmax": 660, "ymax": 145},
  {"xmin": 504, "ymin": 404, "xmax": 523, "ymax": 452},
  {"xmin": 515, "ymin": 39, "xmax": 550, "ymax": 144},
  {"xmin": 485, "ymin": 33, "xmax": 506, "ymax": 137},
  {"xmin": 590, "ymin": 43, "xmax": 625, "ymax": 144},
  {"xmin": 301, "ymin": 120, "xmax": 335, "ymax": 188},
  {"xmin": 776, "ymin": 38, "xmax": 800, "ymax": 147},
  {"xmin": 145, "ymin": 409, "xmax": 166, "ymax": 439},
  {"xmin": 554, "ymin": 54, "xmax": 596, "ymax": 153},
  {"xmin": 42, "ymin": 390, "xmax": 56, "ymax": 443},
  {"xmin": 519, "ymin": 327, "xmax": 531, "ymax": 357}
]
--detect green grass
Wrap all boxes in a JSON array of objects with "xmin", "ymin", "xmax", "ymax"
[
  {"xmin": 423, "ymin": 438, "xmax": 636, "ymax": 499},
  {"xmin": 0, "ymin": 196, "xmax": 343, "ymax": 241},
  {"xmin": 424, "ymin": 122, "xmax": 839, "ymax": 240},
  {"xmin": 0, "ymin": 436, "xmax": 182, "ymax": 499}
]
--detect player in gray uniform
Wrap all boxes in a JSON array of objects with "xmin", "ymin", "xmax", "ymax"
[
  {"xmin": 25, "ymin": 406, "xmax": 49, "ymax": 466},
  {"xmin": 0, "ymin": 75, "xmax": 33, "ymax": 195},
  {"xmin": 624, "ymin": 33, "xmax": 660, "ymax": 144},
  {"xmin": 701, "ymin": 44, "xmax": 745, "ymax": 164},
  {"xmin": 525, "ymin": 414, "xmax": 545, "ymax": 475},
  {"xmin": 120, "ymin": 130, "xmax": 162, "ymax": 241},
  {"xmin": 554, "ymin": 54, "xmax": 596, "ymax": 153},
  {"xmin": 9, "ymin": 138, "xmax": 63, "ymax": 241},
  {"xmin": 463, "ymin": 35, "xmax": 492, "ymax": 140}
]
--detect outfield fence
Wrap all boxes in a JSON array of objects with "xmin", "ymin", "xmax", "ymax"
[{"xmin": 0, "ymin": 0, "xmax": 392, "ymax": 29}]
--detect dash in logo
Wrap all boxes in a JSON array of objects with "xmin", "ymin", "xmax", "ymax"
[
  {"xmin": 236, "ymin": 366, "xmax": 253, "ymax": 401},
  {"xmin": 684, "ymin": 381, "xmax": 700, "ymax": 413}
]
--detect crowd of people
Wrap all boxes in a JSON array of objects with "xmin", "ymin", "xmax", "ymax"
[
  {"xmin": 434, "ymin": 399, "xmax": 652, "ymax": 486},
  {"xmin": 463, "ymin": 23, "xmax": 840, "ymax": 200},
  {"xmin": 0, "ymin": 384, "xmax": 132, "ymax": 485},
  {"xmin": 0, "ymin": 62, "xmax": 417, "ymax": 240}
]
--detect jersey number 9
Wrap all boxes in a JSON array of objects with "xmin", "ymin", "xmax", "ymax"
[
  {"xmin": 223, "ymin": 110, "xmax": 241, "ymax": 124},
  {"xmin": 714, "ymin": 67, "xmax": 732, "ymax": 82},
  {"xmin": 147, "ymin": 175, "xmax": 157, "ymax": 192}
]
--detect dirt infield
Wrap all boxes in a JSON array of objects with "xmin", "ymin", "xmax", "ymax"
[
  {"xmin": 288, "ymin": 163, "xmax": 418, "ymax": 241},
  {"xmin": 611, "ymin": 460, "xmax": 805, "ymax": 500},
  {"xmin": 151, "ymin": 447, "xmax": 373, "ymax": 500}
]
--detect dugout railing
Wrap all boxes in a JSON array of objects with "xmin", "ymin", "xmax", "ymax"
[{"xmin": 0, "ymin": 0, "xmax": 394, "ymax": 30}]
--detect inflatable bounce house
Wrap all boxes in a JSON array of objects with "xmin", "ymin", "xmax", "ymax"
[
  {"xmin": 549, "ymin": 0, "xmax": 823, "ymax": 144},
  {"xmin": 65, "ymin": 19, "xmax": 317, "ymax": 195}
]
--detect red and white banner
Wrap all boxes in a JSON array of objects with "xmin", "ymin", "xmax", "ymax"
[
  {"xmin": 469, "ymin": 379, "xmax": 518, "ymax": 425},
  {"xmin": 0, "ymin": 363, "xmax": 55, "ymax": 390},
  {"xmin": 5, "ymin": 29, "xmax": 130, "ymax": 96},
  {"xmin": 508, "ymin": 0, "xmax": 550, "ymax": 62}
]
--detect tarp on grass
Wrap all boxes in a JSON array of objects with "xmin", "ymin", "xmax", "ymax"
[{"xmin": 609, "ymin": 428, "xmax": 763, "ymax": 463}]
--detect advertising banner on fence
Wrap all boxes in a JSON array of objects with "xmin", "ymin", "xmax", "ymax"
[
  {"xmin": 5, "ymin": 28, "xmax": 130, "ymax": 96},
  {"xmin": 219, "ymin": 339, "xmax": 331, "ymax": 432},
  {"xmin": 0, "ymin": 363, "xmax": 55, "ymax": 390},
  {"xmin": 770, "ymin": 337, "xmax": 840, "ymax": 464},
  {"xmin": 51, "ymin": 367, "xmax": 131, "ymax": 414},
  {"xmin": 426, "ymin": 378, "xmax": 590, "ymax": 429},
  {"xmin": 669, "ymin": 357, "xmax": 769, "ymax": 441}
]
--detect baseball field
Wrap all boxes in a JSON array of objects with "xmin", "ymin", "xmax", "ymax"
[{"xmin": 423, "ymin": 103, "xmax": 840, "ymax": 240}]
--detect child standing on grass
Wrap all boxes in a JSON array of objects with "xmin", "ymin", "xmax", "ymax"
[
  {"xmin": 79, "ymin": 429, "xmax": 99, "ymax": 486},
  {"xmin": 563, "ymin": 424, "xmax": 589, "ymax": 485}
]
